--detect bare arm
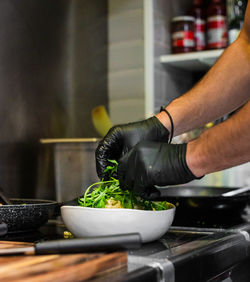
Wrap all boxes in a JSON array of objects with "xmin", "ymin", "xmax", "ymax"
[
  {"xmin": 154, "ymin": 3, "xmax": 250, "ymax": 177},
  {"xmin": 186, "ymin": 101, "xmax": 250, "ymax": 177},
  {"xmin": 156, "ymin": 3, "xmax": 250, "ymax": 136}
]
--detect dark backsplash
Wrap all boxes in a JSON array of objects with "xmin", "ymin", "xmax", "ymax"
[{"xmin": 0, "ymin": 0, "xmax": 108, "ymax": 197}]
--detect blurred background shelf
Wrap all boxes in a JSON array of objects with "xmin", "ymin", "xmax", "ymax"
[{"xmin": 160, "ymin": 49, "xmax": 225, "ymax": 71}]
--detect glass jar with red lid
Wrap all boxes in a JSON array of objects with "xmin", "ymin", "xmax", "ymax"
[
  {"xmin": 189, "ymin": 0, "xmax": 206, "ymax": 51},
  {"xmin": 171, "ymin": 16, "xmax": 195, "ymax": 54},
  {"xmin": 206, "ymin": 0, "xmax": 228, "ymax": 49}
]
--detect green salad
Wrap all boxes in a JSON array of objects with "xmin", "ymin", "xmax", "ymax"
[{"xmin": 78, "ymin": 160, "xmax": 170, "ymax": 211}]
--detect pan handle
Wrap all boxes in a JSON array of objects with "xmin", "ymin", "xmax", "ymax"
[
  {"xmin": 0, "ymin": 223, "xmax": 7, "ymax": 236},
  {"xmin": 222, "ymin": 186, "xmax": 250, "ymax": 197}
]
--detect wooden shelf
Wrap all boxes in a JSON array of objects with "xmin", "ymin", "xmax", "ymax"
[{"xmin": 160, "ymin": 49, "xmax": 225, "ymax": 71}]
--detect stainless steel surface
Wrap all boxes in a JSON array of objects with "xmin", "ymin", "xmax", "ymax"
[
  {"xmin": 128, "ymin": 256, "xmax": 174, "ymax": 282},
  {"xmin": 127, "ymin": 225, "xmax": 250, "ymax": 282},
  {"xmin": 40, "ymin": 138, "xmax": 100, "ymax": 144},
  {"xmin": 37, "ymin": 139, "xmax": 100, "ymax": 202},
  {"xmin": 169, "ymin": 226, "xmax": 225, "ymax": 234},
  {"xmin": 0, "ymin": 0, "xmax": 107, "ymax": 198}
]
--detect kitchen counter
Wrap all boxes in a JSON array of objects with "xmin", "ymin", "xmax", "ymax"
[
  {"xmin": 128, "ymin": 224, "xmax": 250, "ymax": 282},
  {"xmin": 2, "ymin": 211, "xmax": 250, "ymax": 282}
]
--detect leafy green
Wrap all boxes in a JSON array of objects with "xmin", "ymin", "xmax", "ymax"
[{"xmin": 78, "ymin": 160, "xmax": 169, "ymax": 211}]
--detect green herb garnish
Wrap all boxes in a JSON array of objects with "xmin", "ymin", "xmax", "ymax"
[{"xmin": 78, "ymin": 160, "xmax": 169, "ymax": 211}]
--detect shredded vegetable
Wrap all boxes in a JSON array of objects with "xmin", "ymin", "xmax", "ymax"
[{"xmin": 78, "ymin": 160, "xmax": 169, "ymax": 211}]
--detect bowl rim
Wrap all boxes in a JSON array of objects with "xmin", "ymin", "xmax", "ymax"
[{"xmin": 61, "ymin": 202, "xmax": 175, "ymax": 213}]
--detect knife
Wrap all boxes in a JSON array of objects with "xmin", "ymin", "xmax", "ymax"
[{"xmin": 0, "ymin": 233, "xmax": 142, "ymax": 255}]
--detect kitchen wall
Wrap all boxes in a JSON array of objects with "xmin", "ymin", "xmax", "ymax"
[
  {"xmin": 108, "ymin": 0, "xmax": 145, "ymax": 124},
  {"xmin": 108, "ymin": 0, "xmax": 195, "ymax": 124},
  {"xmin": 152, "ymin": 0, "xmax": 194, "ymax": 113},
  {"xmin": 0, "ymin": 0, "xmax": 108, "ymax": 197}
]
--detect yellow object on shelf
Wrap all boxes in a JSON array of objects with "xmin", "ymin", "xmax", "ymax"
[{"xmin": 92, "ymin": 106, "xmax": 113, "ymax": 138}]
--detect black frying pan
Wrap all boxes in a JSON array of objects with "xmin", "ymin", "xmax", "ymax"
[
  {"xmin": 0, "ymin": 184, "xmax": 84, "ymax": 234},
  {"xmin": 156, "ymin": 185, "xmax": 250, "ymax": 215},
  {"xmin": 0, "ymin": 198, "xmax": 58, "ymax": 233}
]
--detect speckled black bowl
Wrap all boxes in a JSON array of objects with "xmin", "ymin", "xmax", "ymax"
[{"xmin": 0, "ymin": 198, "xmax": 58, "ymax": 233}]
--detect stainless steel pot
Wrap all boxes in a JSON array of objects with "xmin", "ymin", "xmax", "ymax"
[{"xmin": 36, "ymin": 138, "xmax": 100, "ymax": 202}]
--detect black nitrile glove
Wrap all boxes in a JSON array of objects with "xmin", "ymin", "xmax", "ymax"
[
  {"xmin": 96, "ymin": 117, "xmax": 170, "ymax": 179},
  {"xmin": 117, "ymin": 141, "xmax": 198, "ymax": 200}
]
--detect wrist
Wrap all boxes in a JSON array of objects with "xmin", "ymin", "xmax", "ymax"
[
  {"xmin": 186, "ymin": 140, "xmax": 207, "ymax": 178},
  {"xmin": 155, "ymin": 111, "xmax": 172, "ymax": 133}
]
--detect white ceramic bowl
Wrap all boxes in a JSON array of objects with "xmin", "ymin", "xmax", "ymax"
[{"xmin": 61, "ymin": 203, "xmax": 175, "ymax": 243}]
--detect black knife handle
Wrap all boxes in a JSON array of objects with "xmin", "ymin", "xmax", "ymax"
[{"xmin": 35, "ymin": 233, "xmax": 142, "ymax": 255}]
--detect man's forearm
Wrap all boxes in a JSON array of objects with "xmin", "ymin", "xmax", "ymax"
[
  {"xmin": 156, "ymin": 36, "xmax": 250, "ymax": 136},
  {"xmin": 186, "ymin": 101, "xmax": 250, "ymax": 177}
]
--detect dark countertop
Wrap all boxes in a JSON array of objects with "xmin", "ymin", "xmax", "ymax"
[
  {"xmin": 2, "ymin": 218, "xmax": 250, "ymax": 282},
  {"xmin": 127, "ymin": 223, "xmax": 250, "ymax": 282}
]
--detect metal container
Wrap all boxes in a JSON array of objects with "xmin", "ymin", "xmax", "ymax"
[{"xmin": 38, "ymin": 139, "xmax": 100, "ymax": 202}]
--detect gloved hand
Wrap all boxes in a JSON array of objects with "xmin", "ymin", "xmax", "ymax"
[
  {"xmin": 96, "ymin": 117, "xmax": 170, "ymax": 179},
  {"xmin": 117, "ymin": 141, "xmax": 199, "ymax": 199}
]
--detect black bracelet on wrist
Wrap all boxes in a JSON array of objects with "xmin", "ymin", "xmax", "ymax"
[{"xmin": 160, "ymin": 106, "xmax": 174, "ymax": 144}]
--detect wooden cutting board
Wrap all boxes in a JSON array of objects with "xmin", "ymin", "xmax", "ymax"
[{"xmin": 0, "ymin": 241, "xmax": 127, "ymax": 282}]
